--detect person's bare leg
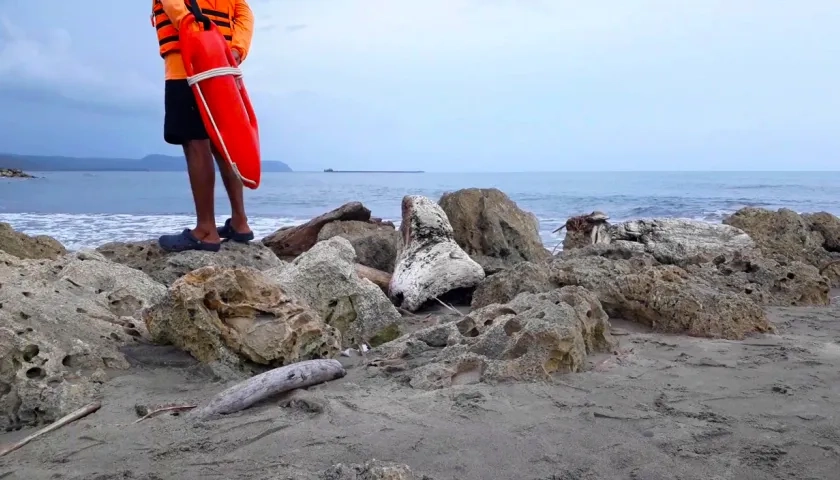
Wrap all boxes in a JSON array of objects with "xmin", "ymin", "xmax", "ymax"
[
  {"xmin": 185, "ymin": 140, "xmax": 221, "ymax": 243},
  {"xmin": 212, "ymin": 148, "xmax": 252, "ymax": 234}
]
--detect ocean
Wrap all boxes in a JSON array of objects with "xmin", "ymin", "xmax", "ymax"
[{"xmin": 2, "ymin": 171, "xmax": 839, "ymax": 251}]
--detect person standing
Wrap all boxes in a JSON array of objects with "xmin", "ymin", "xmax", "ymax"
[{"xmin": 152, "ymin": 0, "xmax": 256, "ymax": 252}]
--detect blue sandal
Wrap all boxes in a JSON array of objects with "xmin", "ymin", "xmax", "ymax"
[
  {"xmin": 158, "ymin": 229, "xmax": 221, "ymax": 253},
  {"xmin": 217, "ymin": 218, "xmax": 254, "ymax": 243}
]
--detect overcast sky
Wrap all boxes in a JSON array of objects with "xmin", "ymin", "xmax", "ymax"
[{"xmin": 0, "ymin": 0, "xmax": 837, "ymax": 171}]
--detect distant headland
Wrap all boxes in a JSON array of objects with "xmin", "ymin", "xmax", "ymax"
[
  {"xmin": 323, "ymin": 168, "xmax": 423, "ymax": 173},
  {"xmin": 0, "ymin": 153, "xmax": 292, "ymax": 172}
]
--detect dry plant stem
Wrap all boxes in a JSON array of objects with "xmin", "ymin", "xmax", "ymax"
[
  {"xmin": 0, "ymin": 402, "xmax": 101, "ymax": 457},
  {"xmin": 134, "ymin": 405, "xmax": 197, "ymax": 423}
]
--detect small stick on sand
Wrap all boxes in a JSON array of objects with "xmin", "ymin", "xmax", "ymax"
[
  {"xmin": 134, "ymin": 405, "xmax": 197, "ymax": 423},
  {"xmin": 191, "ymin": 359, "xmax": 346, "ymax": 419},
  {"xmin": 0, "ymin": 401, "xmax": 101, "ymax": 457},
  {"xmin": 433, "ymin": 297, "xmax": 462, "ymax": 315}
]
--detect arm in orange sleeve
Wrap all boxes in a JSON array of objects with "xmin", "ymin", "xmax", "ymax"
[{"xmin": 231, "ymin": 0, "xmax": 255, "ymax": 62}]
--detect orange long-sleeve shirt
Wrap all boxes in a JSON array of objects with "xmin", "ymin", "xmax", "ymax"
[{"xmin": 159, "ymin": 0, "xmax": 254, "ymax": 80}]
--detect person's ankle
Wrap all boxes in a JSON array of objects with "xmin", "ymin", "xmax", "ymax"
[
  {"xmin": 193, "ymin": 226, "xmax": 221, "ymax": 243},
  {"xmin": 230, "ymin": 215, "xmax": 251, "ymax": 233}
]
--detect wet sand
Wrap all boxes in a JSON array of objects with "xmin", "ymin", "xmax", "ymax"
[{"xmin": 1, "ymin": 303, "xmax": 839, "ymax": 479}]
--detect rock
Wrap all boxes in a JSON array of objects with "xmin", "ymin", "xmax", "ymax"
[
  {"xmin": 438, "ymin": 188, "xmax": 550, "ymax": 271},
  {"xmin": 803, "ymin": 212, "xmax": 840, "ymax": 253},
  {"xmin": 471, "ymin": 261, "xmax": 554, "ymax": 309},
  {"xmin": 262, "ymin": 202, "xmax": 372, "ymax": 257},
  {"xmin": 372, "ymin": 287, "xmax": 616, "ymax": 389},
  {"xmin": 549, "ymin": 256, "xmax": 772, "ymax": 340},
  {"xmin": 0, "ymin": 168, "xmax": 34, "ymax": 178},
  {"xmin": 0, "ymin": 251, "xmax": 165, "ymax": 429},
  {"xmin": 685, "ymin": 250, "xmax": 829, "ymax": 306},
  {"xmin": 722, "ymin": 207, "xmax": 838, "ymax": 283},
  {"xmin": 320, "ymin": 460, "xmax": 433, "ymax": 480},
  {"xmin": 96, "ymin": 239, "xmax": 284, "ymax": 286},
  {"xmin": 265, "ymin": 237, "xmax": 402, "ymax": 348},
  {"xmin": 0, "ymin": 223, "xmax": 66, "ymax": 260},
  {"xmin": 609, "ymin": 218, "xmax": 755, "ymax": 266},
  {"xmin": 317, "ymin": 220, "xmax": 400, "ymax": 272},
  {"xmin": 558, "ymin": 211, "xmax": 611, "ymax": 250},
  {"xmin": 143, "ymin": 266, "xmax": 341, "ymax": 371},
  {"xmin": 389, "ymin": 195, "xmax": 485, "ymax": 311}
]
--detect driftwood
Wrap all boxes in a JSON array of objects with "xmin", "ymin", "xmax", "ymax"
[
  {"xmin": 355, "ymin": 263, "xmax": 391, "ymax": 292},
  {"xmin": 134, "ymin": 404, "xmax": 197, "ymax": 423},
  {"xmin": 262, "ymin": 202, "xmax": 371, "ymax": 256},
  {"xmin": 0, "ymin": 402, "xmax": 101, "ymax": 457},
  {"xmin": 191, "ymin": 359, "xmax": 346, "ymax": 419}
]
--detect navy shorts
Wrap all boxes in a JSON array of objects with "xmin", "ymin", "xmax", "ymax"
[{"xmin": 163, "ymin": 79, "xmax": 209, "ymax": 145}]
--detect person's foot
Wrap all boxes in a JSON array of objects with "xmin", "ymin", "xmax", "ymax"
[
  {"xmin": 217, "ymin": 218, "xmax": 254, "ymax": 243},
  {"xmin": 158, "ymin": 228, "xmax": 221, "ymax": 253}
]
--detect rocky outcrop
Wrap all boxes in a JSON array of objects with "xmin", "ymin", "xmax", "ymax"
[
  {"xmin": 317, "ymin": 220, "xmax": 400, "ymax": 272},
  {"xmin": 471, "ymin": 261, "xmax": 554, "ymax": 309},
  {"xmin": 438, "ymin": 188, "xmax": 550, "ymax": 273},
  {"xmin": 609, "ymin": 218, "xmax": 755, "ymax": 266},
  {"xmin": 262, "ymin": 202, "xmax": 372, "ymax": 257},
  {"xmin": 549, "ymin": 255, "xmax": 772, "ymax": 339},
  {"xmin": 0, "ymin": 223, "xmax": 66, "ymax": 260},
  {"xmin": 558, "ymin": 211, "xmax": 611, "ymax": 250},
  {"xmin": 685, "ymin": 250, "xmax": 829, "ymax": 307},
  {"xmin": 389, "ymin": 195, "xmax": 485, "ymax": 311},
  {"xmin": 143, "ymin": 266, "xmax": 340, "ymax": 372},
  {"xmin": 0, "ymin": 168, "xmax": 34, "ymax": 178},
  {"xmin": 96, "ymin": 239, "xmax": 284, "ymax": 286},
  {"xmin": 371, "ymin": 287, "xmax": 616, "ymax": 389},
  {"xmin": 0, "ymin": 250, "xmax": 165, "ymax": 429},
  {"xmin": 723, "ymin": 207, "xmax": 840, "ymax": 284},
  {"xmin": 321, "ymin": 460, "xmax": 433, "ymax": 480},
  {"xmin": 265, "ymin": 237, "xmax": 402, "ymax": 348}
]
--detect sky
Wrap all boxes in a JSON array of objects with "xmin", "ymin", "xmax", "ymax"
[{"xmin": 0, "ymin": 0, "xmax": 838, "ymax": 172}]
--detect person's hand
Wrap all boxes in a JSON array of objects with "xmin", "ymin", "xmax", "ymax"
[{"xmin": 232, "ymin": 49, "xmax": 241, "ymax": 66}]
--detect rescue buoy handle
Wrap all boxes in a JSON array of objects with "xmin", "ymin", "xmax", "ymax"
[{"xmin": 186, "ymin": 1, "xmax": 212, "ymax": 30}]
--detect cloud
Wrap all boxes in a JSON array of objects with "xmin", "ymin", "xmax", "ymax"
[{"xmin": 0, "ymin": 16, "xmax": 160, "ymax": 116}]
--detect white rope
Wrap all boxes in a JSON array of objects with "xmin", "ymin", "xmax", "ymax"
[{"xmin": 186, "ymin": 66, "xmax": 257, "ymax": 188}]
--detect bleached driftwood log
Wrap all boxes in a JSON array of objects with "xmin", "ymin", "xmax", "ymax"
[
  {"xmin": 355, "ymin": 263, "xmax": 391, "ymax": 292},
  {"xmin": 191, "ymin": 359, "xmax": 346, "ymax": 419}
]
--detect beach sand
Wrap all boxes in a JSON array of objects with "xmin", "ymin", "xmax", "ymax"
[{"xmin": 1, "ymin": 300, "xmax": 839, "ymax": 480}]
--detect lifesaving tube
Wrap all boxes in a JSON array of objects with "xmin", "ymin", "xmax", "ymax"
[{"xmin": 178, "ymin": 8, "xmax": 261, "ymax": 189}]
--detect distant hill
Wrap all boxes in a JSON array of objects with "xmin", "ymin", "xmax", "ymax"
[{"xmin": 0, "ymin": 153, "xmax": 292, "ymax": 172}]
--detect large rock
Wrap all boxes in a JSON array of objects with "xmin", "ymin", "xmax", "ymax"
[
  {"xmin": 0, "ymin": 223, "xmax": 66, "ymax": 260},
  {"xmin": 610, "ymin": 218, "xmax": 754, "ymax": 266},
  {"xmin": 803, "ymin": 211, "xmax": 840, "ymax": 252},
  {"xmin": 439, "ymin": 188, "xmax": 550, "ymax": 272},
  {"xmin": 388, "ymin": 195, "xmax": 485, "ymax": 311},
  {"xmin": 372, "ymin": 287, "xmax": 616, "ymax": 389},
  {"xmin": 685, "ymin": 250, "xmax": 829, "ymax": 307},
  {"xmin": 265, "ymin": 237, "xmax": 402, "ymax": 348},
  {"xmin": 723, "ymin": 207, "xmax": 840, "ymax": 284},
  {"xmin": 143, "ymin": 266, "xmax": 341, "ymax": 371},
  {"xmin": 317, "ymin": 220, "xmax": 400, "ymax": 272},
  {"xmin": 262, "ymin": 202, "xmax": 372, "ymax": 257},
  {"xmin": 0, "ymin": 250, "xmax": 165, "ymax": 429},
  {"xmin": 471, "ymin": 261, "xmax": 554, "ymax": 309},
  {"xmin": 549, "ymin": 255, "xmax": 772, "ymax": 340},
  {"xmin": 96, "ymin": 239, "xmax": 284, "ymax": 286}
]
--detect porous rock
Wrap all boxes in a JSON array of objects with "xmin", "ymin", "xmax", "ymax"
[
  {"xmin": 143, "ymin": 266, "xmax": 341, "ymax": 371},
  {"xmin": 471, "ymin": 261, "xmax": 554, "ymax": 309},
  {"xmin": 265, "ymin": 237, "xmax": 402, "ymax": 348},
  {"xmin": 96, "ymin": 239, "xmax": 284, "ymax": 286},
  {"xmin": 609, "ymin": 218, "xmax": 754, "ymax": 266},
  {"xmin": 372, "ymin": 287, "xmax": 616, "ymax": 389},
  {"xmin": 549, "ymin": 256, "xmax": 772, "ymax": 339},
  {"xmin": 0, "ymin": 250, "xmax": 165, "ymax": 429},
  {"xmin": 389, "ymin": 195, "xmax": 485, "ymax": 311},
  {"xmin": 438, "ymin": 188, "xmax": 550, "ymax": 272},
  {"xmin": 0, "ymin": 222, "xmax": 66, "ymax": 260},
  {"xmin": 262, "ymin": 202, "xmax": 372, "ymax": 257},
  {"xmin": 317, "ymin": 220, "xmax": 400, "ymax": 272}
]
